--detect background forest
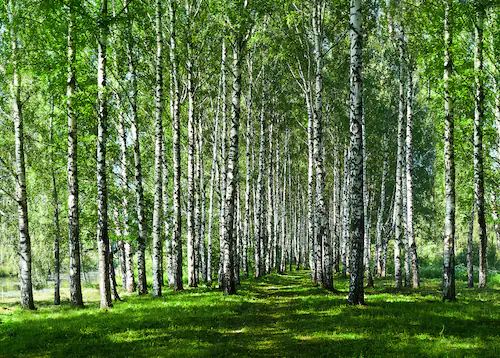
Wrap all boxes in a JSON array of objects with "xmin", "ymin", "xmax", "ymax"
[{"xmin": 0, "ymin": 0, "xmax": 500, "ymax": 310}]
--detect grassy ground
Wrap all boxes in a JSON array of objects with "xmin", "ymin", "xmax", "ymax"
[{"xmin": 1, "ymin": 271, "xmax": 499, "ymax": 357}]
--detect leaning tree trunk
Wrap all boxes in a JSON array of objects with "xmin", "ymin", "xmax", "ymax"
[
  {"xmin": 222, "ymin": 38, "xmax": 243, "ymax": 295},
  {"xmin": 97, "ymin": 0, "xmax": 112, "ymax": 309},
  {"xmin": 474, "ymin": 6, "xmax": 487, "ymax": 289},
  {"xmin": 406, "ymin": 64, "xmax": 420, "ymax": 288},
  {"xmin": 152, "ymin": 0, "xmax": 164, "ymax": 297},
  {"xmin": 67, "ymin": 2, "xmax": 84, "ymax": 307},
  {"xmin": 170, "ymin": 0, "xmax": 183, "ymax": 291},
  {"xmin": 442, "ymin": 0, "xmax": 456, "ymax": 301},
  {"xmin": 347, "ymin": 0, "xmax": 364, "ymax": 306},
  {"xmin": 10, "ymin": 1, "xmax": 35, "ymax": 310}
]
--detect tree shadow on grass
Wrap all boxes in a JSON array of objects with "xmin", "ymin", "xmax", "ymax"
[{"xmin": 1, "ymin": 271, "xmax": 499, "ymax": 357}]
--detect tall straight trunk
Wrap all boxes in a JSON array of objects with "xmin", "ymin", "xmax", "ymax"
[
  {"xmin": 218, "ymin": 38, "xmax": 228, "ymax": 287},
  {"xmin": 375, "ymin": 148, "xmax": 387, "ymax": 277},
  {"xmin": 341, "ymin": 143, "xmax": 350, "ymax": 276},
  {"xmin": 266, "ymin": 122, "xmax": 274, "ymax": 274},
  {"xmin": 467, "ymin": 202, "xmax": 474, "ymax": 288},
  {"xmin": 207, "ymin": 94, "xmax": 221, "ymax": 286},
  {"xmin": 402, "ymin": 155, "xmax": 410, "ymax": 287},
  {"xmin": 97, "ymin": 0, "xmax": 112, "ymax": 309},
  {"xmin": 474, "ymin": 6, "xmax": 487, "ymax": 289},
  {"xmin": 254, "ymin": 82, "xmax": 266, "ymax": 278},
  {"xmin": 67, "ymin": 2, "xmax": 84, "ymax": 307},
  {"xmin": 117, "ymin": 93, "xmax": 136, "ymax": 293},
  {"xmin": 199, "ymin": 121, "xmax": 207, "ymax": 282},
  {"xmin": 394, "ymin": 26, "xmax": 405, "ymax": 290},
  {"xmin": 495, "ymin": 12, "xmax": 500, "ymax": 255},
  {"xmin": 332, "ymin": 142, "xmax": 341, "ymax": 273},
  {"xmin": 152, "ymin": 0, "xmax": 164, "ymax": 297},
  {"xmin": 362, "ymin": 113, "xmax": 373, "ymax": 288},
  {"xmin": 50, "ymin": 115, "xmax": 61, "ymax": 305},
  {"xmin": 162, "ymin": 135, "xmax": 173, "ymax": 287},
  {"xmin": 280, "ymin": 138, "xmax": 288, "ymax": 273},
  {"xmin": 9, "ymin": 5, "xmax": 35, "ymax": 310},
  {"xmin": 347, "ymin": 0, "xmax": 364, "ymax": 305},
  {"xmin": 406, "ymin": 65, "xmax": 419, "ymax": 288},
  {"xmin": 222, "ymin": 38, "xmax": 243, "ymax": 295},
  {"xmin": 275, "ymin": 135, "xmax": 282, "ymax": 272},
  {"xmin": 243, "ymin": 60, "xmax": 253, "ymax": 277},
  {"xmin": 312, "ymin": 0, "xmax": 331, "ymax": 289},
  {"xmin": 186, "ymin": 1, "xmax": 197, "ymax": 288},
  {"xmin": 442, "ymin": 0, "xmax": 456, "ymax": 301},
  {"xmin": 170, "ymin": 0, "xmax": 183, "ymax": 291},
  {"xmin": 306, "ymin": 85, "xmax": 316, "ymax": 281},
  {"xmin": 124, "ymin": 0, "xmax": 147, "ymax": 296}
]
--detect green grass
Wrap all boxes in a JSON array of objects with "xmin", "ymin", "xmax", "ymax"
[{"xmin": 1, "ymin": 271, "xmax": 500, "ymax": 357}]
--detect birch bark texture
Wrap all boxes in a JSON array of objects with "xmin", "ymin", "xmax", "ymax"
[
  {"xmin": 67, "ymin": 2, "xmax": 84, "ymax": 307},
  {"xmin": 442, "ymin": 0, "xmax": 456, "ymax": 302},
  {"xmin": 152, "ymin": 0, "xmax": 164, "ymax": 297},
  {"xmin": 96, "ymin": 0, "xmax": 112, "ymax": 309},
  {"xmin": 347, "ymin": 0, "xmax": 364, "ymax": 306},
  {"xmin": 474, "ymin": 5, "xmax": 487, "ymax": 289},
  {"xmin": 10, "ymin": 0, "xmax": 35, "ymax": 310}
]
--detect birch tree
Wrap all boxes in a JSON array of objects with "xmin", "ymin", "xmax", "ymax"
[{"xmin": 347, "ymin": 0, "xmax": 364, "ymax": 305}]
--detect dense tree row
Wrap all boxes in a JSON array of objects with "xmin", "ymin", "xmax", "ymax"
[{"xmin": 1, "ymin": 0, "xmax": 499, "ymax": 310}]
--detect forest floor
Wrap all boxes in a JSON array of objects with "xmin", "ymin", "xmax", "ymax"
[{"xmin": 1, "ymin": 270, "xmax": 499, "ymax": 357}]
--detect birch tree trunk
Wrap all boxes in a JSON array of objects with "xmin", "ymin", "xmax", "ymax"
[
  {"xmin": 333, "ymin": 142, "xmax": 341, "ymax": 273},
  {"xmin": 199, "ymin": 120, "xmax": 207, "ymax": 282},
  {"xmin": 341, "ymin": 143, "xmax": 350, "ymax": 276},
  {"xmin": 243, "ymin": 60, "xmax": 253, "ymax": 277},
  {"xmin": 442, "ymin": 0, "xmax": 456, "ymax": 301},
  {"xmin": 218, "ymin": 38, "xmax": 228, "ymax": 287},
  {"xmin": 375, "ymin": 147, "xmax": 387, "ymax": 277},
  {"xmin": 50, "ymin": 115, "xmax": 61, "ymax": 305},
  {"xmin": 67, "ymin": 2, "xmax": 84, "ymax": 307},
  {"xmin": 207, "ymin": 95, "xmax": 221, "ymax": 286},
  {"xmin": 254, "ymin": 83, "xmax": 266, "ymax": 278},
  {"xmin": 474, "ymin": 5, "xmax": 487, "ymax": 289},
  {"xmin": 312, "ymin": 0, "xmax": 331, "ymax": 289},
  {"xmin": 266, "ymin": 122, "xmax": 274, "ymax": 274},
  {"xmin": 117, "ymin": 91, "xmax": 136, "ymax": 293},
  {"xmin": 170, "ymin": 0, "xmax": 183, "ymax": 291},
  {"xmin": 406, "ymin": 64, "xmax": 420, "ymax": 288},
  {"xmin": 97, "ymin": 0, "xmax": 112, "ymax": 309},
  {"xmin": 186, "ymin": 0, "xmax": 197, "ymax": 288},
  {"xmin": 347, "ymin": 0, "xmax": 364, "ymax": 305},
  {"xmin": 393, "ymin": 26, "xmax": 405, "ymax": 290},
  {"xmin": 362, "ymin": 113, "xmax": 373, "ymax": 288},
  {"xmin": 222, "ymin": 38, "xmax": 243, "ymax": 295},
  {"xmin": 152, "ymin": 0, "xmax": 164, "ymax": 297},
  {"xmin": 467, "ymin": 202, "xmax": 474, "ymax": 288}
]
